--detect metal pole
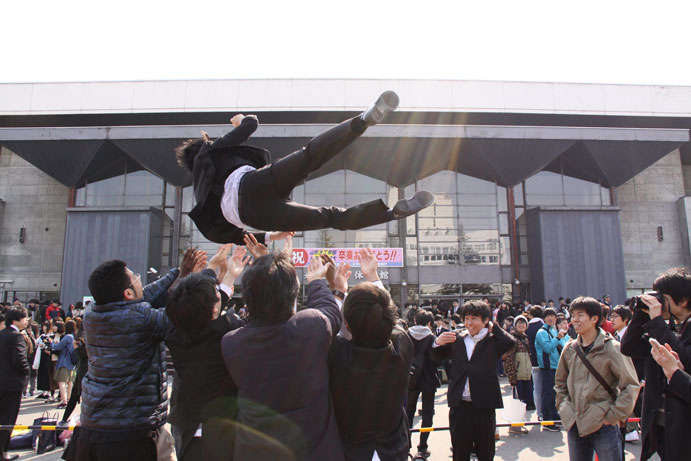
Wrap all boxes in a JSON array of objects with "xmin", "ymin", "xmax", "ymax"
[{"xmin": 171, "ymin": 186, "xmax": 183, "ymax": 267}]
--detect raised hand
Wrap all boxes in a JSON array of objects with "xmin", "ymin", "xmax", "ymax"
[
  {"xmin": 244, "ymin": 234, "xmax": 269, "ymax": 259},
  {"xmin": 282, "ymin": 234, "xmax": 293, "ymax": 258},
  {"xmin": 180, "ymin": 248, "xmax": 206, "ymax": 278},
  {"xmin": 321, "ymin": 254, "xmax": 350, "ymax": 293},
  {"xmin": 230, "ymin": 114, "xmax": 245, "ymax": 127},
  {"xmin": 207, "ymin": 244, "xmax": 233, "ymax": 272},
  {"xmin": 306, "ymin": 255, "xmax": 332, "ymax": 284},
  {"xmin": 224, "ymin": 246, "xmax": 251, "ymax": 285},
  {"xmin": 357, "ymin": 248, "xmax": 379, "ymax": 282}
]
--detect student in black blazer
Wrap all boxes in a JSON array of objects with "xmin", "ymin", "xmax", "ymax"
[
  {"xmin": 0, "ymin": 307, "xmax": 31, "ymax": 461},
  {"xmin": 431, "ymin": 300, "xmax": 515, "ymax": 461},
  {"xmin": 327, "ymin": 248, "xmax": 414, "ymax": 461},
  {"xmin": 177, "ymin": 91, "xmax": 434, "ymax": 244}
]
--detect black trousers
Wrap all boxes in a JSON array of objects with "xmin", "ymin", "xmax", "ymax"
[
  {"xmin": 238, "ymin": 117, "xmax": 392, "ymax": 232},
  {"xmin": 449, "ymin": 402, "xmax": 496, "ymax": 461},
  {"xmin": 405, "ymin": 389, "xmax": 435, "ymax": 451},
  {"xmin": 341, "ymin": 412, "xmax": 409, "ymax": 461},
  {"xmin": 0, "ymin": 391, "xmax": 22, "ymax": 454},
  {"xmin": 73, "ymin": 427, "xmax": 169, "ymax": 461}
]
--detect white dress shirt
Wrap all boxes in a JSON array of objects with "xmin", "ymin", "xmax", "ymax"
[{"xmin": 461, "ymin": 327, "xmax": 489, "ymax": 400}]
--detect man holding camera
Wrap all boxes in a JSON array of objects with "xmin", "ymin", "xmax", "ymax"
[{"xmin": 621, "ymin": 268, "xmax": 691, "ymax": 461}]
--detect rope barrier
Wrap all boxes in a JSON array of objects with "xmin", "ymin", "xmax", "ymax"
[
  {"xmin": 1, "ymin": 425, "xmax": 77, "ymax": 431},
  {"xmin": 2, "ymin": 418, "xmax": 642, "ymax": 433},
  {"xmin": 409, "ymin": 418, "xmax": 641, "ymax": 433}
]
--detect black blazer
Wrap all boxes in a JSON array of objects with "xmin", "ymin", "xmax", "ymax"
[
  {"xmin": 188, "ymin": 117, "xmax": 271, "ymax": 244},
  {"xmin": 431, "ymin": 323, "xmax": 515, "ymax": 409},
  {"xmin": 621, "ymin": 311, "xmax": 691, "ymax": 461},
  {"xmin": 328, "ymin": 327, "xmax": 413, "ymax": 449},
  {"xmin": 0, "ymin": 327, "xmax": 31, "ymax": 393}
]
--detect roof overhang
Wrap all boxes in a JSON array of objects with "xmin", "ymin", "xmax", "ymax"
[{"xmin": 0, "ymin": 124, "xmax": 688, "ymax": 188}]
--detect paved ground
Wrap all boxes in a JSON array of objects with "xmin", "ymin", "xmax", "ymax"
[{"xmin": 8, "ymin": 377, "xmax": 656, "ymax": 460}]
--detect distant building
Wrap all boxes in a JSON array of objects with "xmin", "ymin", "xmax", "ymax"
[{"xmin": 0, "ymin": 79, "xmax": 689, "ymax": 307}]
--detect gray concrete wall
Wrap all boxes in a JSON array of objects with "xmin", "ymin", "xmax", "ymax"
[
  {"xmin": 618, "ymin": 149, "xmax": 687, "ymax": 295},
  {"xmin": 0, "ymin": 146, "xmax": 68, "ymax": 300}
]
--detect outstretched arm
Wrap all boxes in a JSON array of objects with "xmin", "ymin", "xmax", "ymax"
[{"xmin": 211, "ymin": 115, "xmax": 259, "ymax": 150}]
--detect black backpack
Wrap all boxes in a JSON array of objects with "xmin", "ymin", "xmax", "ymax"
[{"xmin": 409, "ymin": 335, "xmax": 432, "ymax": 390}]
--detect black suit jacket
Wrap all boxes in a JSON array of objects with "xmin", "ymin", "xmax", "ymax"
[
  {"xmin": 188, "ymin": 117, "xmax": 271, "ymax": 244},
  {"xmin": 0, "ymin": 327, "xmax": 31, "ymax": 393},
  {"xmin": 431, "ymin": 324, "xmax": 515, "ymax": 409},
  {"xmin": 621, "ymin": 311, "xmax": 691, "ymax": 461},
  {"xmin": 328, "ymin": 327, "xmax": 413, "ymax": 452}
]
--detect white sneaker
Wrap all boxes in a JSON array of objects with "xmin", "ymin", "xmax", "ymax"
[{"xmin": 625, "ymin": 430, "xmax": 640, "ymax": 442}]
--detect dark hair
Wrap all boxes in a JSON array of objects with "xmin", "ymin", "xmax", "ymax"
[
  {"xmin": 166, "ymin": 273, "xmax": 218, "ymax": 338},
  {"xmin": 175, "ymin": 138, "xmax": 206, "ymax": 171},
  {"xmin": 4, "ymin": 307, "xmax": 27, "ymax": 327},
  {"xmin": 88, "ymin": 260, "xmax": 131, "ymax": 305},
  {"xmin": 434, "ymin": 314, "xmax": 442, "ymax": 322},
  {"xmin": 343, "ymin": 283, "xmax": 395, "ymax": 348},
  {"xmin": 461, "ymin": 300, "xmax": 491, "ymax": 321},
  {"xmin": 450, "ymin": 314, "xmax": 461, "ymax": 324},
  {"xmin": 528, "ymin": 306, "xmax": 543, "ymax": 319},
  {"xmin": 41, "ymin": 321, "xmax": 51, "ymax": 333},
  {"xmin": 548, "ymin": 299, "xmax": 554, "ymax": 303},
  {"xmin": 74, "ymin": 301, "xmax": 83, "ymax": 310},
  {"xmin": 543, "ymin": 308, "xmax": 557, "ymax": 318},
  {"xmin": 569, "ymin": 296, "xmax": 603, "ymax": 327},
  {"xmin": 653, "ymin": 267, "xmax": 691, "ymax": 308},
  {"xmin": 415, "ymin": 310, "xmax": 434, "ymax": 327},
  {"xmin": 54, "ymin": 320, "xmax": 65, "ymax": 334},
  {"xmin": 611, "ymin": 305, "xmax": 632, "ymax": 323},
  {"xmin": 64, "ymin": 320, "xmax": 76, "ymax": 335},
  {"xmin": 241, "ymin": 253, "xmax": 298, "ymax": 324}
]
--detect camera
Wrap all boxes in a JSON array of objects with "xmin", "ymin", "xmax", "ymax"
[{"xmin": 630, "ymin": 291, "xmax": 665, "ymax": 311}]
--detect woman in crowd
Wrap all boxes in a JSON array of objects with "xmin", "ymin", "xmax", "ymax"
[
  {"xmin": 52, "ymin": 320, "xmax": 76, "ymax": 408},
  {"xmin": 503, "ymin": 314, "xmax": 536, "ymax": 435},
  {"xmin": 62, "ymin": 318, "xmax": 87, "ymax": 422},
  {"xmin": 36, "ymin": 321, "xmax": 55, "ymax": 400}
]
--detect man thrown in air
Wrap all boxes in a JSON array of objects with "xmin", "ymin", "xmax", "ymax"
[{"xmin": 176, "ymin": 91, "xmax": 434, "ymax": 244}]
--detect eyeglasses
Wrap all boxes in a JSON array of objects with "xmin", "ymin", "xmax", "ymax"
[{"xmin": 128, "ymin": 273, "xmax": 141, "ymax": 289}]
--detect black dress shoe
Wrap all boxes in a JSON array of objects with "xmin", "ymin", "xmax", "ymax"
[
  {"xmin": 2, "ymin": 453, "xmax": 19, "ymax": 460},
  {"xmin": 392, "ymin": 191, "xmax": 434, "ymax": 219},
  {"xmin": 360, "ymin": 90, "xmax": 399, "ymax": 126}
]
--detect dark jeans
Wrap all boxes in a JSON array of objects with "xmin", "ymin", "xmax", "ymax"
[
  {"xmin": 449, "ymin": 402, "xmax": 496, "ymax": 461},
  {"xmin": 239, "ymin": 117, "xmax": 392, "ymax": 232},
  {"xmin": 515, "ymin": 379, "xmax": 535, "ymax": 407},
  {"xmin": 539, "ymin": 368, "xmax": 559, "ymax": 423},
  {"xmin": 405, "ymin": 389, "xmax": 435, "ymax": 452},
  {"xmin": 567, "ymin": 424, "xmax": 622, "ymax": 461},
  {"xmin": 0, "ymin": 391, "xmax": 22, "ymax": 454}
]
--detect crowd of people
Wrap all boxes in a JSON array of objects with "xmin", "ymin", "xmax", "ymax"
[
  {"xmin": 1, "ymin": 90, "xmax": 690, "ymax": 461},
  {"xmin": 1, "ymin": 246, "xmax": 691, "ymax": 461}
]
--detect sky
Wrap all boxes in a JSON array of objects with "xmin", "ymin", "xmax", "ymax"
[{"xmin": 2, "ymin": 0, "xmax": 691, "ymax": 86}]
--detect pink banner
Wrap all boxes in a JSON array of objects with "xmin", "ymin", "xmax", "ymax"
[{"xmin": 290, "ymin": 248, "xmax": 404, "ymax": 268}]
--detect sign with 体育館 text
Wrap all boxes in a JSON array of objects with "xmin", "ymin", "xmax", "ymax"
[{"xmin": 290, "ymin": 248, "xmax": 404, "ymax": 268}]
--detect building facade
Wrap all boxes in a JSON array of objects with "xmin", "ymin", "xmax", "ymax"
[{"xmin": 0, "ymin": 79, "xmax": 689, "ymax": 308}]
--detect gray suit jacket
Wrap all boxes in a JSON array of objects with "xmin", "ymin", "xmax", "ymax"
[{"xmin": 221, "ymin": 280, "xmax": 344, "ymax": 461}]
